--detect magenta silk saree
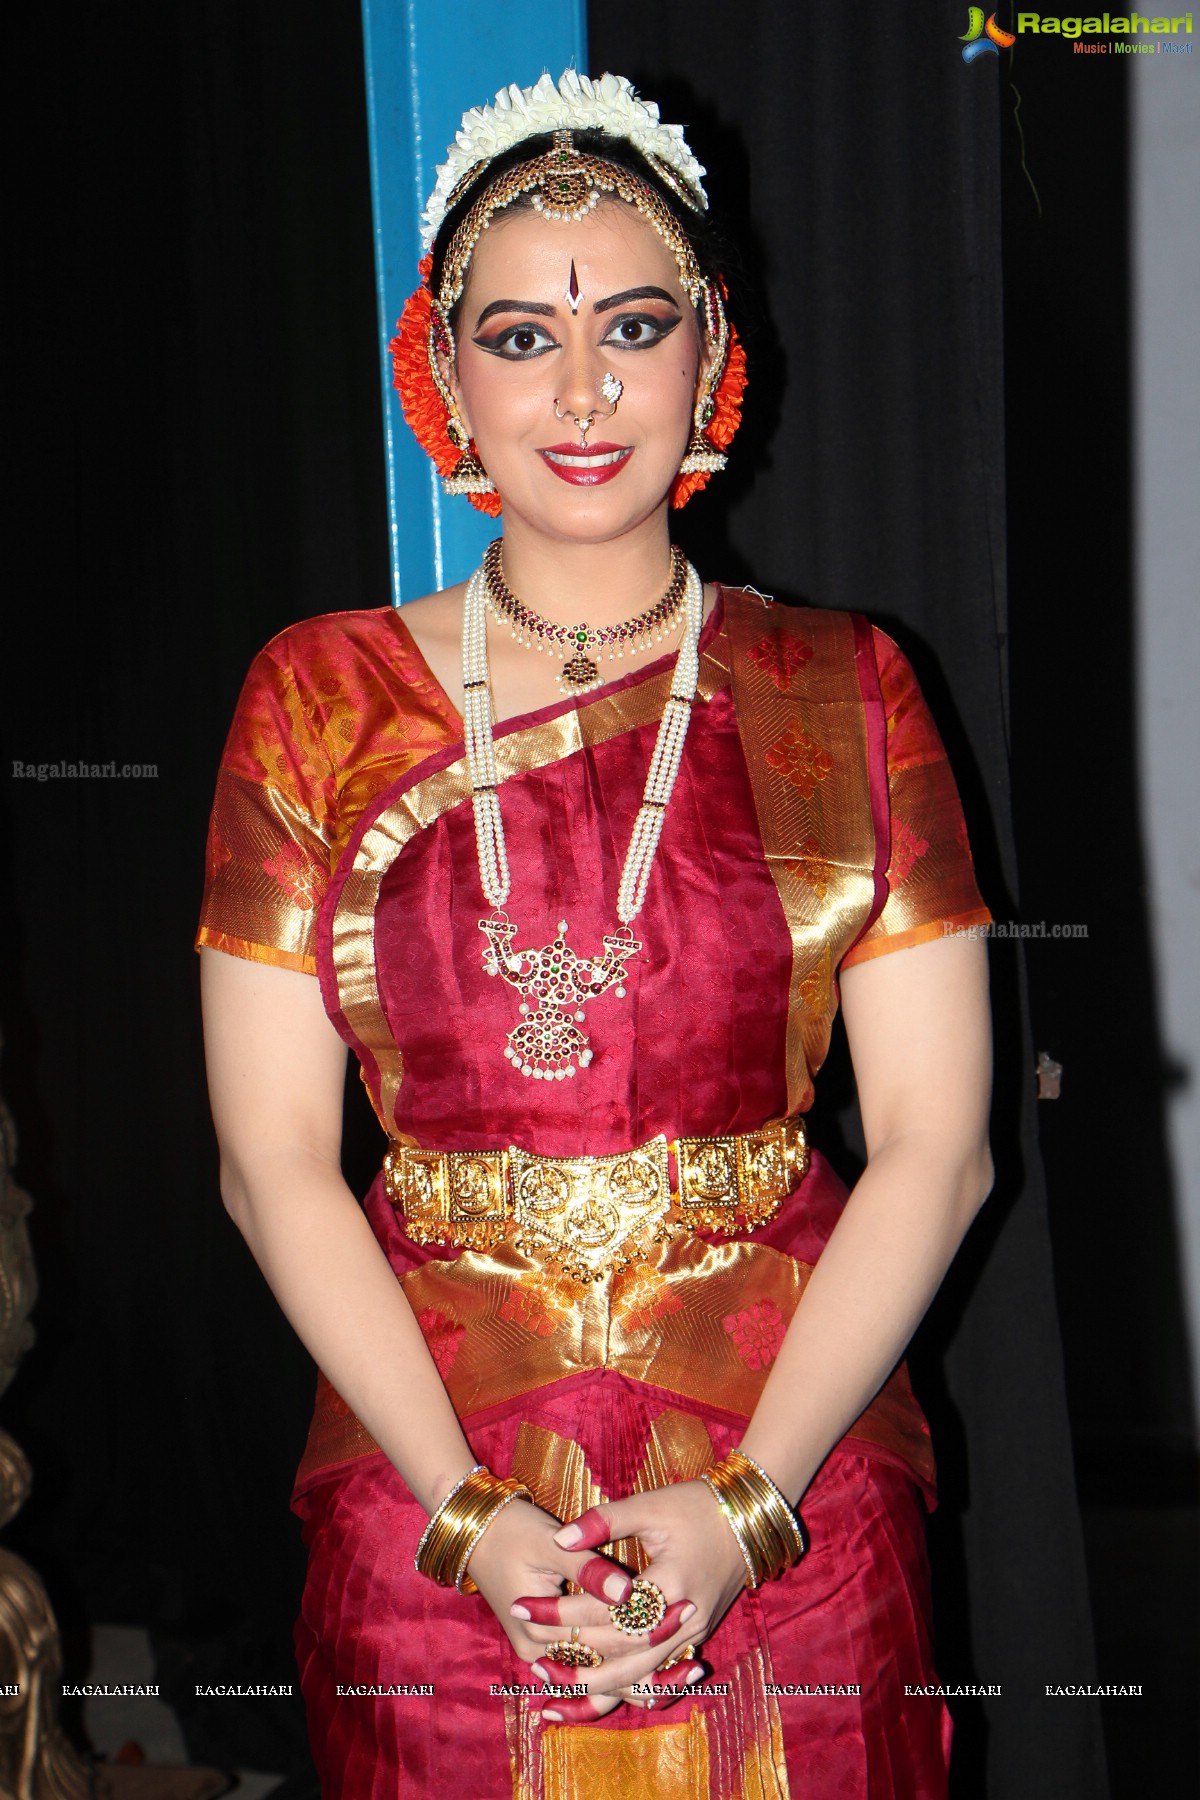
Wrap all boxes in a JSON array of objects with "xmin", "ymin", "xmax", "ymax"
[{"xmin": 197, "ymin": 588, "xmax": 990, "ymax": 1798}]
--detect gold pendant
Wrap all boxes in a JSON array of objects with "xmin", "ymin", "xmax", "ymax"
[{"xmin": 479, "ymin": 913, "xmax": 640, "ymax": 1077}]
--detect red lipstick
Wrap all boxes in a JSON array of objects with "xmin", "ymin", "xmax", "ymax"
[{"xmin": 538, "ymin": 443, "xmax": 633, "ymax": 486}]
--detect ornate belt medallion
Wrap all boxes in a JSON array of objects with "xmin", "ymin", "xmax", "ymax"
[{"xmin": 509, "ymin": 1137, "xmax": 671, "ymax": 1281}]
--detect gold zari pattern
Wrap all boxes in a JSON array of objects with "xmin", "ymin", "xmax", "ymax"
[{"xmin": 382, "ymin": 1119, "xmax": 809, "ymax": 1282}]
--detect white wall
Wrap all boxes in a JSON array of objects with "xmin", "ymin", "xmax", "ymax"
[{"xmin": 1131, "ymin": 59, "xmax": 1200, "ymax": 1413}]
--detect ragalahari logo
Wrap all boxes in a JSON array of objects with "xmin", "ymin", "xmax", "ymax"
[{"xmin": 961, "ymin": 8, "xmax": 1018, "ymax": 57}]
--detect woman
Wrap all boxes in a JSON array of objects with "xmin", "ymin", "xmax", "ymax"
[{"xmin": 198, "ymin": 71, "xmax": 993, "ymax": 1799}]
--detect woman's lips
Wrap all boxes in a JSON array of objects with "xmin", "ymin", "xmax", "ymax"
[{"xmin": 538, "ymin": 443, "xmax": 633, "ymax": 486}]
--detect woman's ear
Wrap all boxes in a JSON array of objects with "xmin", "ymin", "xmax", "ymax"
[{"xmin": 438, "ymin": 347, "xmax": 473, "ymax": 441}]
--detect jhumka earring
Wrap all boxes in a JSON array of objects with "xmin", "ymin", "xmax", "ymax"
[
  {"xmin": 443, "ymin": 412, "xmax": 496, "ymax": 496},
  {"xmin": 678, "ymin": 282, "xmax": 731, "ymax": 475},
  {"xmin": 429, "ymin": 297, "xmax": 496, "ymax": 497}
]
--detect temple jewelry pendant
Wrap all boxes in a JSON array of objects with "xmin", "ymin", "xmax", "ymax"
[
  {"xmin": 560, "ymin": 628, "xmax": 600, "ymax": 692},
  {"xmin": 479, "ymin": 912, "xmax": 641, "ymax": 1077}
]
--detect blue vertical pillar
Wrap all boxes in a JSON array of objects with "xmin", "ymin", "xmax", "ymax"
[{"xmin": 360, "ymin": 1, "xmax": 587, "ymax": 605}]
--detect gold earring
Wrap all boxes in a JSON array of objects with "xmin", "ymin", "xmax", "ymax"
[
  {"xmin": 429, "ymin": 301, "xmax": 496, "ymax": 496},
  {"xmin": 442, "ymin": 410, "xmax": 495, "ymax": 495},
  {"xmin": 679, "ymin": 389, "xmax": 727, "ymax": 474}
]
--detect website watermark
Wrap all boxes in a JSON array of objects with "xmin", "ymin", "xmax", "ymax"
[
  {"xmin": 958, "ymin": 8, "xmax": 1194, "ymax": 57},
  {"xmin": 11, "ymin": 760, "xmax": 159, "ymax": 781},
  {"xmin": 943, "ymin": 920, "xmax": 1089, "ymax": 940}
]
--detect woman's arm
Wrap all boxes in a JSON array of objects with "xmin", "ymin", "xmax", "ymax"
[
  {"xmin": 200, "ymin": 949, "xmax": 636, "ymax": 1632},
  {"xmin": 738, "ymin": 929, "xmax": 993, "ymax": 1499},
  {"xmin": 201, "ymin": 947, "xmax": 479, "ymax": 1512}
]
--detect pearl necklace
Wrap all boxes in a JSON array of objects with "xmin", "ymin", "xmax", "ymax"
[{"xmin": 462, "ymin": 554, "xmax": 704, "ymax": 1078}]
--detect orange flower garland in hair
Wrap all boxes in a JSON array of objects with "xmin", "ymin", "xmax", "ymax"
[
  {"xmin": 389, "ymin": 256, "xmax": 502, "ymax": 518},
  {"xmin": 671, "ymin": 322, "xmax": 748, "ymax": 510},
  {"xmin": 390, "ymin": 256, "xmax": 745, "ymax": 517}
]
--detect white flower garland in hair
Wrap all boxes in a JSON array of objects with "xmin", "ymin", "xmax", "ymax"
[{"xmin": 421, "ymin": 70, "xmax": 709, "ymax": 251}]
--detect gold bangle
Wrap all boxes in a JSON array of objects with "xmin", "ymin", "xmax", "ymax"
[
  {"xmin": 413, "ymin": 1464, "xmax": 484, "ymax": 1577},
  {"xmin": 414, "ymin": 1468, "xmax": 532, "ymax": 1590},
  {"xmin": 699, "ymin": 1472, "xmax": 759, "ymax": 1587},
  {"xmin": 700, "ymin": 1451, "xmax": 806, "ymax": 1587},
  {"xmin": 455, "ymin": 1486, "xmax": 531, "ymax": 1594}
]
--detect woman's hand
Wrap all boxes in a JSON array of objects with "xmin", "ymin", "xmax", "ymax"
[
  {"xmin": 464, "ymin": 1496, "xmax": 664, "ymax": 1669},
  {"xmin": 506, "ymin": 1482, "xmax": 748, "ymax": 1723}
]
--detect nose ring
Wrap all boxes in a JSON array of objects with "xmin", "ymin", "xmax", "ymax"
[{"xmin": 553, "ymin": 372, "xmax": 622, "ymax": 446}]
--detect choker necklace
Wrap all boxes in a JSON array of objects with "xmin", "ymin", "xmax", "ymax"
[
  {"xmin": 481, "ymin": 538, "xmax": 688, "ymax": 694},
  {"xmin": 463, "ymin": 552, "xmax": 704, "ymax": 1078}
]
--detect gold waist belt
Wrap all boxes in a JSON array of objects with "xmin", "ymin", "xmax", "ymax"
[{"xmin": 382, "ymin": 1117, "xmax": 810, "ymax": 1283}]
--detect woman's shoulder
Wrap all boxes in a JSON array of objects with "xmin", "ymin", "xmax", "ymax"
[
  {"xmin": 250, "ymin": 605, "xmax": 408, "ymax": 679},
  {"xmin": 718, "ymin": 589, "xmax": 907, "ymax": 677}
]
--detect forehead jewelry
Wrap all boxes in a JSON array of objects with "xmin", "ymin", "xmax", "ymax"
[
  {"xmin": 565, "ymin": 260, "xmax": 583, "ymax": 314},
  {"xmin": 463, "ymin": 549, "xmax": 704, "ymax": 1078},
  {"xmin": 481, "ymin": 537, "xmax": 687, "ymax": 693},
  {"xmin": 437, "ymin": 133, "xmax": 708, "ymax": 315}
]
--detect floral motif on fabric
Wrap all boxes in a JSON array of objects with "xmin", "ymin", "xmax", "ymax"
[
  {"xmin": 798, "ymin": 949, "xmax": 832, "ymax": 1013},
  {"xmin": 888, "ymin": 818, "xmax": 931, "ymax": 885},
  {"xmin": 205, "ymin": 823, "xmax": 231, "ymax": 883},
  {"xmin": 417, "ymin": 1307, "xmax": 466, "ymax": 1376},
  {"xmin": 793, "ymin": 835, "xmax": 833, "ymax": 900},
  {"xmin": 262, "ymin": 842, "xmax": 321, "ymax": 910},
  {"xmin": 747, "ymin": 629, "xmax": 814, "ymax": 692},
  {"xmin": 723, "ymin": 1298, "xmax": 787, "ymax": 1370},
  {"xmin": 499, "ymin": 1280, "xmax": 573, "ymax": 1340},
  {"xmin": 765, "ymin": 720, "xmax": 833, "ymax": 796},
  {"xmin": 613, "ymin": 1264, "xmax": 684, "ymax": 1333}
]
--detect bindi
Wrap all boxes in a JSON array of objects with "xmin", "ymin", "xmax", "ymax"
[{"xmin": 564, "ymin": 260, "xmax": 582, "ymax": 315}]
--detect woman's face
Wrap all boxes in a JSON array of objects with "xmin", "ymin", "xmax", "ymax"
[{"xmin": 448, "ymin": 200, "xmax": 704, "ymax": 544}]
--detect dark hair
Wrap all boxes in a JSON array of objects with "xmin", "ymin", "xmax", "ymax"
[{"xmin": 430, "ymin": 128, "xmax": 742, "ymax": 334}]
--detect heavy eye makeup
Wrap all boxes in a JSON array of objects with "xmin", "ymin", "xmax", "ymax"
[
  {"xmin": 601, "ymin": 309, "xmax": 683, "ymax": 350},
  {"xmin": 471, "ymin": 321, "xmax": 558, "ymax": 360},
  {"xmin": 472, "ymin": 308, "xmax": 683, "ymax": 361}
]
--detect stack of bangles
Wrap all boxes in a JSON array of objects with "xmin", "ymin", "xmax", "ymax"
[
  {"xmin": 700, "ymin": 1449, "xmax": 807, "ymax": 1587},
  {"xmin": 414, "ymin": 1465, "xmax": 534, "ymax": 1595}
]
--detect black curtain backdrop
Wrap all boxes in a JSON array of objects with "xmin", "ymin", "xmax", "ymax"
[{"xmin": 4, "ymin": 2, "xmax": 1192, "ymax": 1796}]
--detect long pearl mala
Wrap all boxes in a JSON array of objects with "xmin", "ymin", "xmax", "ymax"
[
  {"xmin": 463, "ymin": 557, "xmax": 703, "ymax": 921},
  {"xmin": 462, "ymin": 565, "xmax": 510, "ymax": 909},
  {"xmin": 616, "ymin": 568, "xmax": 702, "ymax": 922}
]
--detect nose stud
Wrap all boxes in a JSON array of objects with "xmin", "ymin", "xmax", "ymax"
[{"xmin": 553, "ymin": 373, "xmax": 623, "ymax": 447}]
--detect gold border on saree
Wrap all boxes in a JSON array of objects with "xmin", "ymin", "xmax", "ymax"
[{"xmin": 382, "ymin": 1118, "xmax": 809, "ymax": 1281}]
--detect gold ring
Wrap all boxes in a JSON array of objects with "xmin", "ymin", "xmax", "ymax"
[
  {"xmin": 545, "ymin": 1638, "xmax": 604, "ymax": 1669},
  {"xmin": 656, "ymin": 1642, "xmax": 699, "ymax": 1672},
  {"xmin": 608, "ymin": 1578, "xmax": 667, "ymax": 1636}
]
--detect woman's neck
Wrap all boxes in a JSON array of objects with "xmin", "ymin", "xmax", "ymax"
[{"xmin": 495, "ymin": 512, "xmax": 678, "ymax": 627}]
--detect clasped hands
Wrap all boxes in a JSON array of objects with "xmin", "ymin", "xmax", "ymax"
[{"xmin": 466, "ymin": 1479, "xmax": 750, "ymax": 1723}]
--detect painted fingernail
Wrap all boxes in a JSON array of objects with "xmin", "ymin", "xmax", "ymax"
[
  {"xmin": 680, "ymin": 1603, "xmax": 697, "ymax": 1623},
  {"xmin": 510, "ymin": 1604, "xmax": 531, "ymax": 1619},
  {"xmin": 543, "ymin": 1709, "xmax": 562, "ymax": 1723},
  {"xmin": 603, "ymin": 1573, "xmax": 630, "ymax": 1601},
  {"xmin": 531, "ymin": 1663, "xmax": 548, "ymax": 1681},
  {"xmin": 554, "ymin": 1524, "xmax": 582, "ymax": 1547},
  {"xmin": 685, "ymin": 1666, "xmax": 706, "ymax": 1685}
]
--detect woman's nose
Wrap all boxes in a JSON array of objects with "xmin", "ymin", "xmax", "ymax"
[{"xmin": 554, "ymin": 340, "xmax": 607, "ymax": 426}]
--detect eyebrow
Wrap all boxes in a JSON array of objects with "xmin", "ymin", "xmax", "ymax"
[
  {"xmin": 473, "ymin": 286, "xmax": 684, "ymax": 330},
  {"xmin": 592, "ymin": 286, "xmax": 681, "ymax": 314},
  {"xmin": 473, "ymin": 298, "xmax": 557, "ymax": 328}
]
